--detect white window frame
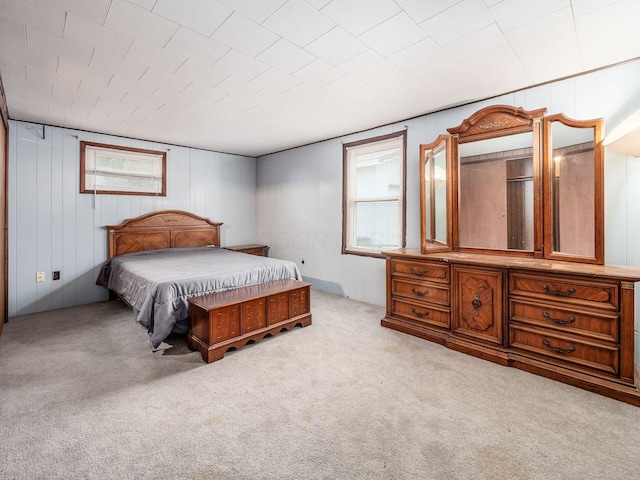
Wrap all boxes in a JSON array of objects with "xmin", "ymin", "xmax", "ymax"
[
  {"xmin": 80, "ymin": 141, "xmax": 166, "ymax": 196},
  {"xmin": 342, "ymin": 131, "xmax": 406, "ymax": 257}
]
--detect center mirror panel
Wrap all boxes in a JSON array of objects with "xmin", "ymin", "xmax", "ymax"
[{"xmin": 458, "ymin": 132, "xmax": 535, "ymax": 251}]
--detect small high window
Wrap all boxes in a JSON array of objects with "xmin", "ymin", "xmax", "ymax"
[
  {"xmin": 80, "ymin": 141, "xmax": 166, "ymax": 196},
  {"xmin": 342, "ymin": 131, "xmax": 406, "ymax": 257}
]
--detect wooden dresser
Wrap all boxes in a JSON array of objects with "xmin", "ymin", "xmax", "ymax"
[{"xmin": 382, "ymin": 249, "xmax": 640, "ymax": 405}]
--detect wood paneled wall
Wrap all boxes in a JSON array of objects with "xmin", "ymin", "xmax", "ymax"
[{"xmin": 7, "ymin": 121, "xmax": 257, "ymax": 316}]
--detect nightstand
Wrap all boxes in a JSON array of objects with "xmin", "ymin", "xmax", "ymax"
[{"xmin": 224, "ymin": 244, "xmax": 268, "ymax": 257}]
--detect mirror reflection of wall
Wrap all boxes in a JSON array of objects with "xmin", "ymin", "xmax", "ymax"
[
  {"xmin": 550, "ymin": 123, "xmax": 595, "ymax": 256},
  {"xmin": 433, "ymin": 147, "xmax": 447, "ymax": 243},
  {"xmin": 458, "ymin": 132, "xmax": 534, "ymax": 251}
]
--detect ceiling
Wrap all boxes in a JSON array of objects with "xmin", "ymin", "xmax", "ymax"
[{"xmin": 1, "ymin": 0, "xmax": 640, "ymax": 157}]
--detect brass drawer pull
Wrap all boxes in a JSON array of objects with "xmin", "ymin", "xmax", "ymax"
[
  {"xmin": 542, "ymin": 284, "xmax": 576, "ymax": 297},
  {"xmin": 411, "ymin": 287, "xmax": 429, "ymax": 297},
  {"xmin": 472, "ymin": 293, "xmax": 481, "ymax": 316},
  {"xmin": 410, "ymin": 307, "xmax": 429, "ymax": 318},
  {"xmin": 542, "ymin": 311, "xmax": 576, "ymax": 326},
  {"xmin": 409, "ymin": 266, "xmax": 429, "ymax": 276},
  {"xmin": 542, "ymin": 339, "xmax": 576, "ymax": 355}
]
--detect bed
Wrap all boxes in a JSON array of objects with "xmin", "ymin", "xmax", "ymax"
[{"xmin": 96, "ymin": 210, "xmax": 309, "ymax": 352}]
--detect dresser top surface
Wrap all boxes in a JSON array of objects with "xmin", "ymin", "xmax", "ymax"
[{"xmin": 384, "ymin": 248, "xmax": 640, "ymax": 282}]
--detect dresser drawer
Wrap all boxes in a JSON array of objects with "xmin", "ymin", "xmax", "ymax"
[
  {"xmin": 391, "ymin": 299, "xmax": 450, "ymax": 329},
  {"xmin": 510, "ymin": 300, "xmax": 619, "ymax": 342},
  {"xmin": 391, "ymin": 278, "xmax": 449, "ymax": 306},
  {"xmin": 510, "ymin": 324, "xmax": 619, "ymax": 376},
  {"xmin": 391, "ymin": 259, "xmax": 449, "ymax": 284},
  {"xmin": 510, "ymin": 272, "xmax": 618, "ymax": 310}
]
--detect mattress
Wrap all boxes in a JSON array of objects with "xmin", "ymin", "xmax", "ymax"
[{"xmin": 96, "ymin": 247, "xmax": 302, "ymax": 348}]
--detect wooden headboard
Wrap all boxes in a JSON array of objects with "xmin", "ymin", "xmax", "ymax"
[{"xmin": 106, "ymin": 210, "xmax": 223, "ymax": 258}]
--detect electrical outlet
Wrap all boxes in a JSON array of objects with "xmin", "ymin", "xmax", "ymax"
[
  {"xmin": 52, "ymin": 271, "xmax": 60, "ymax": 281},
  {"xmin": 36, "ymin": 272, "xmax": 45, "ymax": 283}
]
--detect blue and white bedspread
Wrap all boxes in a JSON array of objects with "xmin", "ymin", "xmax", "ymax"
[{"xmin": 96, "ymin": 247, "xmax": 301, "ymax": 348}]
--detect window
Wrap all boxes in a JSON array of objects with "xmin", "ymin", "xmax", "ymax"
[
  {"xmin": 80, "ymin": 141, "xmax": 166, "ymax": 196},
  {"xmin": 343, "ymin": 131, "xmax": 406, "ymax": 257}
]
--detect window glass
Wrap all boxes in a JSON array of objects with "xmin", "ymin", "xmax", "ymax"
[
  {"xmin": 343, "ymin": 132, "xmax": 406, "ymax": 256},
  {"xmin": 80, "ymin": 141, "xmax": 166, "ymax": 196}
]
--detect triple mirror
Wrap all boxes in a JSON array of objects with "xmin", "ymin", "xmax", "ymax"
[{"xmin": 420, "ymin": 105, "xmax": 604, "ymax": 264}]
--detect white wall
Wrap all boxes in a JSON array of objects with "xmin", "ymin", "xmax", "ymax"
[
  {"xmin": 256, "ymin": 59, "xmax": 640, "ymax": 358},
  {"xmin": 8, "ymin": 120, "xmax": 257, "ymax": 316}
]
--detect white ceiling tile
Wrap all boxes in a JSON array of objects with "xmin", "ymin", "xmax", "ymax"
[
  {"xmin": 57, "ymin": 57, "xmax": 113, "ymax": 91},
  {"xmin": 362, "ymin": 67, "xmax": 424, "ymax": 93},
  {"xmin": 126, "ymin": 39, "xmax": 188, "ymax": 73},
  {"xmin": 281, "ymin": 82, "xmax": 327, "ymax": 104},
  {"xmin": 250, "ymin": 68, "xmax": 302, "ymax": 93},
  {"xmin": 571, "ymin": 0, "xmax": 621, "ymax": 17},
  {"xmin": 40, "ymin": 0, "xmax": 111, "ymax": 25},
  {"xmin": 304, "ymin": 26, "xmax": 368, "ymax": 66},
  {"xmin": 64, "ymin": 12, "xmax": 134, "ymax": 58},
  {"xmin": 256, "ymin": 38, "xmax": 316, "ymax": 74},
  {"xmin": 211, "ymin": 75, "xmax": 265, "ymax": 99},
  {"xmin": 179, "ymin": 80, "xmax": 221, "ymax": 102},
  {"xmin": 173, "ymin": 58, "xmax": 229, "ymax": 88},
  {"xmin": 89, "ymin": 49, "xmax": 149, "ymax": 82},
  {"xmin": 504, "ymin": 6, "xmax": 574, "ymax": 52},
  {"xmin": 1, "ymin": 44, "xmax": 57, "ymax": 73},
  {"xmin": 394, "ymin": 0, "xmax": 462, "ymax": 24},
  {"xmin": 388, "ymin": 38, "xmax": 448, "ymax": 72},
  {"xmin": 293, "ymin": 58, "xmax": 346, "ymax": 87},
  {"xmin": 139, "ymin": 66, "xmax": 194, "ymax": 93},
  {"xmin": 484, "ymin": 0, "xmax": 503, "ymax": 6},
  {"xmin": 321, "ymin": 75, "xmax": 378, "ymax": 98},
  {"xmin": 0, "ymin": 0, "xmax": 65, "ymax": 36},
  {"xmin": 420, "ymin": 0, "xmax": 494, "ymax": 45},
  {"xmin": 516, "ymin": 33, "xmax": 581, "ymax": 83},
  {"xmin": 443, "ymin": 23, "xmax": 507, "ymax": 62},
  {"xmin": 359, "ymin": 12, "xmax": 428, "ymax": 57},
  {"xmin": 0, "ymin": 16, "xmax": 25, "ymax": 49},
  {"xmin": 28, "ymin": 27, "xmax": 94, "ymax": 65},
  {"xmin": 575, "ymin": 0, "xmax": 640, "ymax": 70},
  {"xmin": 305, "ymin": 0, "xmax": 332, "ymax": 9},
  {"xmin": 164, "ymin": 27, "xmax": 230, "ymax": 67},
  {"xmin": 337, "ymin": 49, "xmax": 394, "ymax": 80},
  {"xmin": 126, "ymin": 0, "xmax": 157, "ymax": 10},
  {"xmin": 489, "ymin": 0, "xmax": 570, "ymax": 32},
  {"xmin": 152, "ymin": 0, "xmax": 232, "ymax": 37},
  {"xmin": 263, "ymin": 0, "xmax": 335, "ymax": 47},
  {"xmin": 211, "ymin": 50, "xmax": 270, "ymax": 80},
  {"xmin": 212, "ymin": 12, "xmax": 279, "ymax": 57},
  {"xmin": 216, "ymin": 0, "xmax": 288, "ymax": 24},
  {"xmin": 461, "ymin": 44, "xmax": 531, "ymax": 93},
  {"xmin": 104, "ymin": 0, "xmax": 179, "ymax": 49},
  {"xmin": 0, "ymin": 61, "xmax": 27, "ymax": 85},
  {"xmin": 320, "ymin": 0, "xmax": 400, "ymax": 37}
]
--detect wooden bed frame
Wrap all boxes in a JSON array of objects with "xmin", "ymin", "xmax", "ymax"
[
  {"xmin": 105, "ymin": 210, "xmax": 312, "ymax": 362},
  {"xmin": 106, "ymin": 210, "xmax": 222, "ymax": 258}
]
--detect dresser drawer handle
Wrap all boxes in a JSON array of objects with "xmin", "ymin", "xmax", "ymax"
[
  {"xmin": 542, "ymin": 339, "xmax": 576, "ymax": 355},
  {"xmin": 541, "ymin": 312, "xmax": 576, "ymax": 326},
  {"xmin": 472, "ymin": 293, "xmax": 482, "ymax": 316},
  {"xmin": 542, "ymin": 284, "xmax": 576, "ymax": 297},
  {"xmin": 409, "ymin": 266, "xmax": 429, "ymax": 276},
  {"xmin": 410, "ymin": 307, "xmax": 429, "ymax": 318},
  {"xmin": 411, "ymin": 287, "xmax": 429, "ymax": 297}
]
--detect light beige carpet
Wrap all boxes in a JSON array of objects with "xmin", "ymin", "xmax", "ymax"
[{"xmin": 1, "ymin": 290, "xmax": 640, "ymax": 479}]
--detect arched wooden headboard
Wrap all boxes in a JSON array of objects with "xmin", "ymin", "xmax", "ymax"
[{"xmin": 106, "ymin": 210, "xmax": 223, "ymax": 258}]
